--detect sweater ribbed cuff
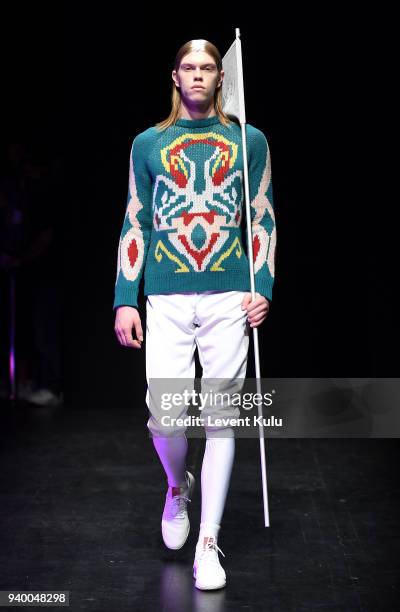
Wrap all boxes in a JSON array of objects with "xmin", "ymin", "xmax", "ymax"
[
  {"xmin": 255, "ymin": 276, "xmax": 274, "ymax": 302},
  {"xmin": 113, "ymin": 286, "xmax": 139, "ymax": 310}
]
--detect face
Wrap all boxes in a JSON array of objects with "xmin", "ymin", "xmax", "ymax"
[{"xmin": 172, "ymin": 50, "xmax": 223, "ymax": 110}]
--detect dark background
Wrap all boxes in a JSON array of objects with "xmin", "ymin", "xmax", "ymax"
[{"xmin": 1, "ymin": 4, "xmax": 396, "ymax": 409}]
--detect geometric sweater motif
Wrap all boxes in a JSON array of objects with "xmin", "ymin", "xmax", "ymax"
[{"xmin": 113, "ymin": 114, "xmax": 276, "ymax": 310}]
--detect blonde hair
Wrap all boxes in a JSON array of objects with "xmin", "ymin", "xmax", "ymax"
[{"xmin": 155, "ymin": 39, "xmax": 236, "ymax": 131}]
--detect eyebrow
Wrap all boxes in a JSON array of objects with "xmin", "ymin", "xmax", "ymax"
[{"xmin": 180, "ymin": 63, "xmax": 217, "ymax": 68}]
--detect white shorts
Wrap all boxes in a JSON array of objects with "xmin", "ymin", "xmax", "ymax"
[{"xmin": 145, "ymin": 290, "xmax": 250, "ymax": 437}]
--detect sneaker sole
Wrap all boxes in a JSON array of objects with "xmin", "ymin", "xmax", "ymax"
[
  {"xmin": 194, "ymin": 581, "xmax": 227, "ymax": 591},
  {"xmin": 193, "ymin": 569, "xmax": 226, "ymax": 590},
  {"xmin": 162, "ymin": 471, "xmax": 195, "ymax": 550}
]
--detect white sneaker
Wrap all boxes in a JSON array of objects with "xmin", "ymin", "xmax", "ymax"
[
  {"xmin": 24, "ymin": 388, "xmax": 63, "ymax": 406},
  {"xmin": 193, "ymin": 535, "xmax": 226, "ymax": 590},
  {"xmin": 161, "ymin": 470, "xmax": 195, "ymax": 550},
  {"xmin": 17, "ymin": 379, "xmax": 35, "ymax": 401}
]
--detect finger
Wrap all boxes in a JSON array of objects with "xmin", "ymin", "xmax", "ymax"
[
  {"xmin": 250, "ymin": 318, "xmax": 264, "ymax": 327},
  {"xmin": 241, "ymin": 294, "xmax": 252, "ymax": 310},
  {"xmin": 247, "ymin": 307, "xmax": 267, "ymax": 322},
  {"xmin": 246, "ymin": 298, "xmax": 264, "ymax": 312},
  {"xmin": 247, "ymin": 303, "xmax": 266, "ymax": 317},
  {"xmin": 116, "ymin": 328, "xmax": 127, "ymax": 347},
  {"xmin": 123, "ymin": 329, "xmax": 141, "ymax": 349},
  {"xmin": 133, "ymin": 322, "xmax": 144, "ymax": 343},
  {"xmin": 250, "ymin": 311, "xmax": 267, "ymax": 325},
  {"xmin": 249, "ymin": 311, "xmax": 266, "ymax": 324},
  {"xmin": 124, "ymin": 334, "xmax": 142, "ymax": 349}
]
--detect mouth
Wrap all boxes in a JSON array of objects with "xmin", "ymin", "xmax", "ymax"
[{"xmin": 191, "ymin": 86, "xmax": 205, "ymax": 90}]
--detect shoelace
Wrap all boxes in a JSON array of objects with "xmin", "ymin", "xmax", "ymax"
[
  {"xmin": 197, "ymin": 539, "xmax": 226, "ymax": 562},
  {"xmin": 170, "ymin": 494, "xmax": 192, "ymax": 517}
]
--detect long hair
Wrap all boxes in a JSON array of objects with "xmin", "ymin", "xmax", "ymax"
[{"xmin": 155, "ymin": 39, "xmax": 235, "ymax": 131}]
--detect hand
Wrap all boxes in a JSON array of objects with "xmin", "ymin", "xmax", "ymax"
[
  {"xmin": 114, "ymin": 306, "xmax": 144, "ymax": 349},
  {"xmin": 241, "ymin": 292, "xmax": 270, "ymax": 328}
]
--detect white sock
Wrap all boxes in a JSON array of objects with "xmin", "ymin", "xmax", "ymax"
[
  {"xmin": 198, "ymin": 434, "xmax": 235, "ymax": 543},
  {"xmin": 152, "ymin": 435, "xmax": 188, "ymax": 488}
]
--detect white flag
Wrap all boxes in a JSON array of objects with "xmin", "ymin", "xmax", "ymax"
[{"xmin": 221, "ymin": 28, "xmax": 246, "ymax": 124}]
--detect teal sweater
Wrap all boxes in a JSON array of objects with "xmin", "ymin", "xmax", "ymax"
[{"xmin": 113, "ymin": 115, "xmax": 276, "ymax": 310}]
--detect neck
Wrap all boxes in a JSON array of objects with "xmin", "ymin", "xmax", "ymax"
[{"xmin": 178, "ymin": 102, "xmax": 216, "ymax": 121}]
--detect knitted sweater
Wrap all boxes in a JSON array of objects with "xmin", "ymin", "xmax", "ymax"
[{"xmin": 113, "ymin": 115, "xmax": 276, "ymax": 310}]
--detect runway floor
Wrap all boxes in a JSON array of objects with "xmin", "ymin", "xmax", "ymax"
[{"xmin": 0, "ymin": 400, "xmax": 399, "ymax": 611}]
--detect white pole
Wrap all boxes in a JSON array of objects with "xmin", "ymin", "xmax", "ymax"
[{"xmin": 236, "ymin": 28, "xmax": 271, "ymax": 527}]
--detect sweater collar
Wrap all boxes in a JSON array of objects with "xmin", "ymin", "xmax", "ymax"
[{"xmin": 175, "ymin": 115, "xmax": 221, "ymax": 128}]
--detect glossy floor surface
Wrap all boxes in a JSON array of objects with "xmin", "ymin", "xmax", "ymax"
[{"xmin": 0, "ymin": 402, "xmax": 399, "ymax": 611}]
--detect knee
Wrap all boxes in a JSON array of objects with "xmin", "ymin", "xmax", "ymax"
[
  {"xmin": 204, "ymin": 425, "xmax": 235, "ymax": 439},
  {"xmin": 147, "ymin": 415, "xmax": 187, "ymax": 438}
]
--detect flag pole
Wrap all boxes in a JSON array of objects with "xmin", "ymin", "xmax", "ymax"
[{"xmin": 222, "ymin": 28, "xmax": 271, "ymax": 527}]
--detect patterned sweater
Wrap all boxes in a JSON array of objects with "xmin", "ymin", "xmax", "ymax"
[{"xmin": 113, "ymin": 115, "xmax": 276, "ymax": 310}]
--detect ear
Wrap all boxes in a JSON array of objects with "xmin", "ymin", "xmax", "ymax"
[{"xmin": 172, "ymin": 69, "xmax": 179, "ymax": 88}]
